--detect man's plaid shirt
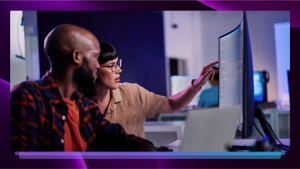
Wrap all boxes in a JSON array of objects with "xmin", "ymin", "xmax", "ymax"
[{"xmin": 10, "ymin": 72, "xmax": 153, "ymax": 151}]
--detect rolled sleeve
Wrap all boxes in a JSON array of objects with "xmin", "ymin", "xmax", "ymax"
[{"xmin": 134, "ymin": 84, "xmax": 167, "ymax": 120}]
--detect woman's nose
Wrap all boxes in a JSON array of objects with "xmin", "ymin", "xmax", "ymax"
[{"xmin": 116, "ymin": 67, "xmax": 122, "ymax": 74}]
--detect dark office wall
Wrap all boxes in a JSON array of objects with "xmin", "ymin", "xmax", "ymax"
[{"xmin": 37, "ymin": 11, "xmax": 166, "ymax": 96}]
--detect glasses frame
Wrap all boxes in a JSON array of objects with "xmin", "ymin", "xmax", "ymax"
[{"xmin": 100, "ymin": 59, "xmax": 122, "ymax": 73}]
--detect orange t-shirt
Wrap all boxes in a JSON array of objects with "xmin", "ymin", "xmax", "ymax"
[{"xmin": 63, "ymin": 97, "xmax": 87, "ymax": 151}]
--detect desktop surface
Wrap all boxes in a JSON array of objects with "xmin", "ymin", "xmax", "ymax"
[{"xmin": 168, "ymin": 139, "xmax": 290, "ymax": 152}]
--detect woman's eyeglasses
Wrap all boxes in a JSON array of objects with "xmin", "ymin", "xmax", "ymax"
[{"xmin": 100, "ymin": 59, "xmax": 122, "ymax": 73}]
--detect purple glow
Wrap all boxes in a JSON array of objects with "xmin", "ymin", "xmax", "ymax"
[
  {"xmin": 199, "ymin": 1, "xmax": 300, "ymax": 27},
  {"xmin": 5, "ymin": 1, "xmax": 104, "ymax": 11},
  {"xmin": 0, "ymin": 79, "xmax": 9, "ymax": 86},
  {"xmin": 1, "ymin": 1, "xmax": 299, "ymax": 168}
]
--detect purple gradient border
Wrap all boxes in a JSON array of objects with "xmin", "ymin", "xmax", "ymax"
[
  {"xmin": 17, "ymin": 152, "xmax": 282, "ymax": 159},
  {"xmin": 1, "ymin": 0, "xmax": 300, "ymax": 169}
]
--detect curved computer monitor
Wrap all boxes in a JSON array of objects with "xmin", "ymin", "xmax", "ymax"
[{"xmin": 218, "ymin": 11, "xmax": 254, "ymax": 138}]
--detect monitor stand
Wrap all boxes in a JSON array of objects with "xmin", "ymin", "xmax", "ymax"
[
  {"xmin": 253, "ymin": 107, "xmax": 280, "ymax": 151},
  {"xmin": 231, "ymin": 107, "xmax": 280, "ymax": 151}
]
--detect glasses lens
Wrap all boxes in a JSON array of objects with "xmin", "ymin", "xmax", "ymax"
[
  {"xmin": 112, "ymin": 59, "xmax": 122, "ymax": 73},
  {"xmin": 112, "ymin": 65, "xmax": 116, "ymax": 73},
  {"xmin": 118, "ymin": 59, "xmax": 122, "ymax": 69}
]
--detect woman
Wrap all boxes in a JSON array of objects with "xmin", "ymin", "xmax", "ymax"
[{"xmin": 79, "ymin": 41, "xmax": 219, "ymax": 138}]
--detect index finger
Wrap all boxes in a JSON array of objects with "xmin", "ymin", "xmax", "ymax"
[{"xmin": 204, "ymin": 61, "xmax": 220, "ymax": 71}]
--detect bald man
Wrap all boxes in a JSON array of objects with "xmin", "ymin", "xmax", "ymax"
[{"xmin": 10, "ymin": 24, "xmax": 164, "ymax": 151}]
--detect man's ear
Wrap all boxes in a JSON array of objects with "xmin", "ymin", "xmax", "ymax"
[{"xmin": 73, "ymin": 50, "xmax": 82, "ymax": 65}]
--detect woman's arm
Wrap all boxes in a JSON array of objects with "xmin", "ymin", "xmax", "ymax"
[{"xmin": 162, "ymin": 61, "xmax": 220, "ymax": 113}]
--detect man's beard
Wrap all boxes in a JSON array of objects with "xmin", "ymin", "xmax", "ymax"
[{"xmin": 74, "ymin": 58, "xmax": 96, "ymax": 89}]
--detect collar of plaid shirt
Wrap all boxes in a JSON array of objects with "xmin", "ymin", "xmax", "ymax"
[
  {"xmin": 43, "ymin": 71, "xmax": 96, "ymax": 146},
  {"xmin": 10, "ymin": 71, "xmax": 153, "ymax": 151}
]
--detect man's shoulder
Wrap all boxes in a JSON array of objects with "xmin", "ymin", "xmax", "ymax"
[
  {"xmin": 76, "ymin": 92, "xmax": 98, "ymax": 107},
  {"xmin": 11, "ymin": 79, "xmax": 46, "ymax": 94},
  {"xmin": 200, "ymin": 88, "xmax": 211, "ymax": 96},
  {"xmin": 206, "ymin": 86, "xmax": 218, "ymax": 93},
  {"xmin": 200, "ymin": 86, "xmax": 218, "ymax": 96}
]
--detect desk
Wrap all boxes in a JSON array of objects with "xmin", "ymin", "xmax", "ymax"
[
  {"xmin": 144, "ymin": 121, "xmax": 185, "ymax": 147},
  {"xmin": 157, "ymin": 108, "xmax": 290, "ymax": 139},
  {"xmin": 167, "ymin": 139, "xmax": 290, "ymax": 152}
]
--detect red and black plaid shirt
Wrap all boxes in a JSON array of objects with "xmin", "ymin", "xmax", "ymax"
[{"xmin": 10, "ymin": 72, "xmax": 153, "ymax": 151}]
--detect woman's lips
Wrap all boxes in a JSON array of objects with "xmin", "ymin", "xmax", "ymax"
[{"xmin": 115, "ymin": 77, "xmax": 120, "ymax": 82}]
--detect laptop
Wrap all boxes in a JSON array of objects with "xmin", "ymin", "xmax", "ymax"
[{"xmin": 168, "ymin": 105, "xmax": 241, "ymax": 152}]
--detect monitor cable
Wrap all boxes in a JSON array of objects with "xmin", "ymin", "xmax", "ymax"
[{"xmin": 253, "ymin": 121, "xmax": 290, "ymax": 152}]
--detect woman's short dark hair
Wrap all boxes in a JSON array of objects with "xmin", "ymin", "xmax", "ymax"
[
  {"xmin": 98, "ymin": 41, "xmax": 118, "ymax": 64},
  {"xmin": 78, "ymin": 41, "xmax": 118, "ymax": 98}
]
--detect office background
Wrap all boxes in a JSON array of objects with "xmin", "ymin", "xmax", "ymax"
[
  {"xmin": 10, "ymin": 11, "xmax": 290, "ymax": 142},
  {"xmin": 11, "ymin": 11, "xmax": 290, "ymax": 104}
]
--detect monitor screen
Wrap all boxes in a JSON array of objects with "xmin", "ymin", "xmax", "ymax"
[
  {"xmin": 254, "ymin": 72, "xmax": 264, "ymax": 102},
  {"xmin": 218, "ymin": 11, "xmax": 254, "ymax": 138},
  {"xmin": 219, "ymin": 23, "xmax": 243, "ymax": 133},
  {"xmin": 219, "ymin": 24, "xmax": 243, "ymax": 108},
  {"xmin": 170, "ymin": 75, "xmax": 212, "ymax": 107}
]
